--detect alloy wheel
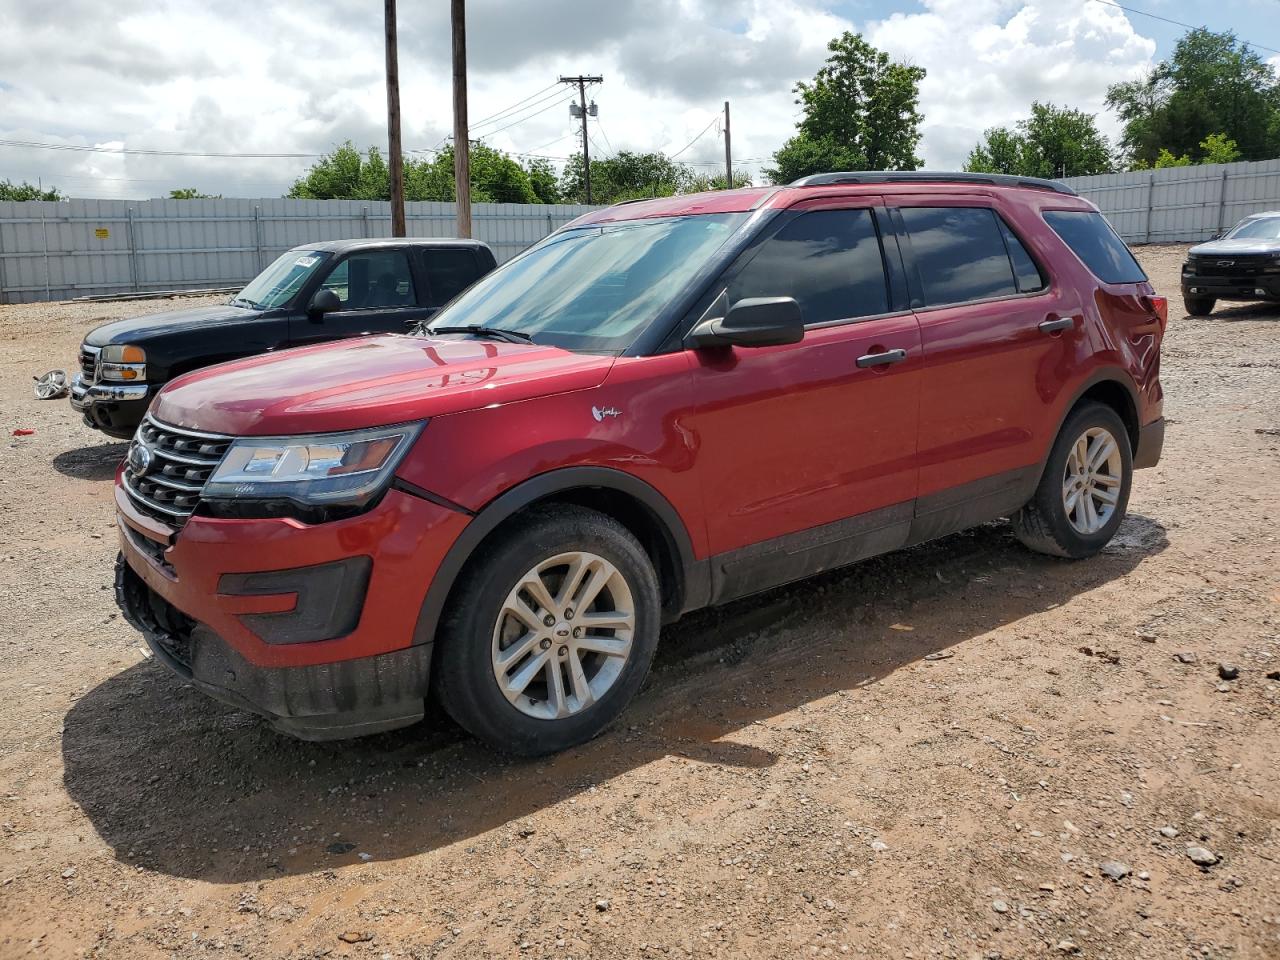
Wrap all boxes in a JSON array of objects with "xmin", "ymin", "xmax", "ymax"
[
  {"xmin": 1061, "ymin": 426, "xmax": 1124, "ymax": 535},
  {"xmin": 490, "ymin": 551, "xmax": 636, "ymax": 720}
]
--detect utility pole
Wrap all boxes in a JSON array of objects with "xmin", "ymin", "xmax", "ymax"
[
  {"xmin": 723, "ymin": 101, "xmax": 732, "ymax": 189},
  {"xmin": 451, "ymin": 0, "xmax": 472, "ymax": 238},
  {"xmin": 560, "ymin": 75, "xmax": 602, "ymax": 203},
  {"xmin": 384, "ymin": 0, "xmax": 406, "ymax": 237}
]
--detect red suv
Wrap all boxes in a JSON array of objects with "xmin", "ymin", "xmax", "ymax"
[{"xmin": 114, "ymin": 172, "xmax": 1166, "ymax": 754}]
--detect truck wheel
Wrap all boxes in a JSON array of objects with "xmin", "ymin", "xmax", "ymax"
[
  {"xmin": 434, "ymin": 504, "xmax": 660, "ymax": 756},
  {"xmin": 1012, "ymin": 402, "xmax": 1132, "ymax": 559},
  {"xmin": 1183, "ymin": 294, "xmax": 1215, "ymax": 317}
]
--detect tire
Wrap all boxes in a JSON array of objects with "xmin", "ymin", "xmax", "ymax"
[
  {"xmin": 1183, "ymin": 294, "xmax": 1215, "ymax": 317},
  {"xmin": 1012, "ymin": 402, "xmax": 1133, "ymax": 559},
  {"xmin": 433, "ymin": 503, "xmax": 661, "ymax": 756}
]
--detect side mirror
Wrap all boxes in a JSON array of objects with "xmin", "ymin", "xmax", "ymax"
[
  {"xmin": 686, "ymin": 296, "xmax": 804, "ymax": 350},
  {"xmin": 308, "ymin": 288, "xmax": 341, "ymax": 317}
]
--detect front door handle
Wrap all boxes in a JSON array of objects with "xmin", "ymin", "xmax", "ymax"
[
  {"xmin": 856, "ymin": 348, "xmax": 908, "ymax": 368},
  {"xmin": 1038, "ymin": 316, "xmax": 1074, "ymax": 334}
]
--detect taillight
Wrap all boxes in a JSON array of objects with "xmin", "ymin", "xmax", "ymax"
[{"xmin": 1143, "ymin": 295, "xmax": 1168, "ymax": 333}]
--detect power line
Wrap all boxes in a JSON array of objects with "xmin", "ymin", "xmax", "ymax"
[
  {"xmin": 467, "ymin": 81, "xmax": 560, "ymax": 129},
  {"xmin": 477, "ymin": 92, "xmax": 577, "ymax": 139},
  {"xmin": 1087, "ymin": 0, "xmax": 1280, "ymax": 56},
  {"xmin": 595, "ymin": 120, "xmax": 615, "ymax": 155},
  {"xmin": 470, "ymin": 86, "xmax": 570, "ymax": 134},
  {"xmin": 0, "ymin": 137, "xmax": 322, "ymax": 159},
  {"xmin": 670, "ymin": 115, "xmax": 720, "ymax": 160}
]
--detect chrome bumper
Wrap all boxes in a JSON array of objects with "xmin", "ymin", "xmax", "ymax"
[{"xmin": 69, "ymin": 374, "xmax": 149, "ymax": 411}]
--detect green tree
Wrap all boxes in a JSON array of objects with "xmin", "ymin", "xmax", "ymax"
[
  {"xmin": 288, "ymin": 141, "xmax": 390, "ymax": 200},
  {"xmin": 765, "ymin": 32, "xmax": 925, "ymax": 183},
  {"xmin": 168, "ymin": 188, "xmax": 220, "ymax": 199},
  {"xmin": 683, "ymin": 169, "xmax": 755, "ymax": 192},
  {"xmin": 1106, "ymin": 28, "xmax": 1280, "ymax": 167},
  {"xmin": 522, "ymin": 157, "xmax": 561, "ymax": 204},
  {"xmin": 0, "ymin": 179, "xmax": 64, "ymax": 201},
  {"xmin": 1153, "ymin": 148, "xmax": 1192, "ymax": 168},
  {"xmin": 1199, "ymin": 132, "xmax": 1241, "ymax": 164},
  {"xmin": 964, "ymin": 102, "xmax": 1113, "ymax": 178},
  {"xmin": 559, "ymin": 150, "xmax": 693, "ymax": 204}
]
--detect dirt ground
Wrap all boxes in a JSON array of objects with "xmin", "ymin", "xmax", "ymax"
[{"xmin": 0, "ymin": 245, "xmax": 1277, "ymax": 960}]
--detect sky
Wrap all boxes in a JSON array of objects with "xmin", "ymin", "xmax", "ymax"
[{"xmin": 0, "ymin": 0, "xmax": 1277, "ymax": 200}]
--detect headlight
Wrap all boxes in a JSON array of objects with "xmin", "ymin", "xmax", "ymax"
[
  {"xmin": 204, "ymin": 422, "xmax": 424, "ymax": 507},
  {"xmin": 100, "ymin": 344, "xmax": 146, "ymax": 382}
]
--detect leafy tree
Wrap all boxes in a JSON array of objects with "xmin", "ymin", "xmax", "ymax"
[
  {"xmin": 289, "ymin": 140, "xmax": 546, "ymax": 203},
  {"xmin": 559, "ymin": 150, "xmax": 693, "ymax": 204},
  {"xmin": 1199, "ymin": 132, "xmax": 1241, "ymax": 164},
  {"xmin": 1107, "ymin": 28, "xmax": 1280, "ymax": 167},
  {"xmin": 964, "ymin": 102, "xmax": 1113, "ymax": 178},
  {"xmin": 766, "ymin": 32, "xmax": 925, "ymax": 183},
  {"xmin": 683, "ymin": 169, "xmax": 755, "ymax": 192},
  {"xmin": 1153, "ymin": 148, "xmax": 1192, "ymax": 168},
  {"xmin": 0, "ymin": 179, "xmax": 63, "ymax": 201},
  {"xmin": 168, "ymin": 188, "xmax": 220, "ymax": 199},
  {"xmin": 522, "ymin": 157, "xmax": 561, "ymax": 204}
]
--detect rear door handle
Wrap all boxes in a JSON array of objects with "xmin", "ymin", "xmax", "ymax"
[
  {"xmin": 1038, "ymin": 316, "xmax": 1074, "ymax": 333},
  {"xmin": 855, "ymin": 348, "xmax": 908, "ymax": 368}
]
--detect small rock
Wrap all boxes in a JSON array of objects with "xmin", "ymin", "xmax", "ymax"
[
  {"xmin": 1100, "ymin": 860, "xmax": 1131, "ymax": 881},
  {"xmin": 358, "ymin": 852, "xmax": 373, "ymax": 862},
  {"xmin": 1265, "ymin": 670, "xmax": 1280, "ymax": 681},
  {"xmin": 992, "ymin": 900, "xmax": 1009, "ymax": 914},
  {"xmin": 1216, "ymin": 682, "xmax": 1233, "ymax": 693},
  {"xmin": 1055, "ymin": 941, "xmax": 1080, "ymax": 954},
  {"xmin": 1186, "ymin": 845, "xmax": 1219, "ymax": 868},
  {"xmin": 595, "ymin": 899, "xmax": 610, "ymax": 912},
  {"xmin": 870, "ymin": 839, "xmax": 888, "ymax": 852},
  {"xmin": 1159, "ymin": 826, "xmax": 1179, "ymax": 839},
  {"xmin": 1135, "ymin": 630, "xmax": 1158, "ymax": 642},
  {"xmin": 1174, "ymin": 652, "xmax": 1198, "ymax": 665},
  {"xmin": 339, "ymin": 931, "xmax": 373, "ymax": 944},
  {"xmin": 1218, "ymin": 663, "xmax": 1239, "ymax": 680},
  {"xmin": 61, "ymin": 868, "xmax": 76, "ymax": 879}
]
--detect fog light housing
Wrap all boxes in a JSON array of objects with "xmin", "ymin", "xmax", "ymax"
[
  {"xmin": 1188, "ymin": 287, "xmax": 1199, "ymax": 293},
  {"xmin": 1255, "ymin": 288, "xmax": 1267, "ymax": 296}
]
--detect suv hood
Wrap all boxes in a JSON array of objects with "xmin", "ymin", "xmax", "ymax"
[
  {"xmin": 150, "ymin": 334, "xmax": 616, "ymax": 436},
  {"xmin": 84, "ymin": 303, "xmax": 266, "ymax": 346},
  {"xmin": 1188, "ymin": 237, "xmax": 1280, "ymax": 257}
]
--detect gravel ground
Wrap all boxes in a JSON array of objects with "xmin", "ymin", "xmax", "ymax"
[{"xmin": 0, "ymin": 246, "xmax": 1278, "ymax": 959}]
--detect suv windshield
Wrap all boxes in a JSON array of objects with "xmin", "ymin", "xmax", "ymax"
[
  {"xmin": 1225, "ymin": 217, "xmax": 1280, "ymax": 241},
  {"xmin": 233, "ymin": 249, "xmax": 331, "ymax": 309},
  {"xmin": 425, "ymin": 213, "xmax": 749, "ymax": 353}
]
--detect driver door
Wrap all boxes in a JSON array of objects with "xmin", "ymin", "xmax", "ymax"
[
  {"xmin": 686, "ymin": 200, "xmax": 923, "ymax": 601},
  {"xmin": 290, "ymin": 247, "xmax": 435, "ymax": 346}
]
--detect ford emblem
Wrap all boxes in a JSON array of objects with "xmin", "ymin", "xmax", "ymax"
[{"xmin": 128, "ymin": 441, "xmax": 154, "ymax": 476}]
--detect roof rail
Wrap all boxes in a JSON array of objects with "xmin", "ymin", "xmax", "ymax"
[{"xmin": 790, "ymin": 171, "xmax": 1077, "ymax": 196}]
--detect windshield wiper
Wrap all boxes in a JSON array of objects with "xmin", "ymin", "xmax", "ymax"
[
  {"xmin": 230, "ymin": 296, "xmax": 261, "ymax": 309},
  {"xmin": 424, "ymin": 324, "xmax": 535, "ymax": 345}
]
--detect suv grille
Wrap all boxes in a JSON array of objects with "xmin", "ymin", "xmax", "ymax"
[
  {"xmin": 1188, "ymin": 254, "xmax": 1277, "ymax": 278},
  {"xmin": 79, "ymin": 345, "xmax": 100, "ymax": 383},
  {"xmin": 123, "ymin": 416, "xmax": 233, "ymax": 527}
]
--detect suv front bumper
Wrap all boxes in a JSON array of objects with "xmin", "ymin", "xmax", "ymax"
[
  {"xmin": 114, "ymin": 479, "xmax": 471, "ymax": 739},
  {"xmin": 70, "ymin": 374, "xmax": 151, "ymax": 436}
]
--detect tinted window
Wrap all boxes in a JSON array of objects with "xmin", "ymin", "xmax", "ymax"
[
  {"xmin": 729, "ymin": 209, "xmax": 888, "ymax": 325},
  {"xmin": 321, "ymin": 250, "xmax": 415, "ymax": 309},
  {"xmin": 901, "ymin": 207, "xmax": 1018, "ymax": 305},
  {"xmin": 998, "ymin": 218, "xmax": 1047, "ymax": 293},
  {"xmin": 1043, "ymin": 210, "xmax": 1147, "ymax": 284},
  {"xmin": 423, "ymin": 248, "xmax": 480, "ymax": 307}
]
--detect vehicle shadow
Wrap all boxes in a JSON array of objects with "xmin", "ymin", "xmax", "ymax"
[
  {"xmin": 1206, "ymin": 302, "xmax": 1280, "ymax": 323},
  {"xmin": 62, "ymin": 513, "xmax": 1167, "ymax": 883},
  {"xmin": 51, "ymin": 442, "xmax": 127, "ymax": 481}
]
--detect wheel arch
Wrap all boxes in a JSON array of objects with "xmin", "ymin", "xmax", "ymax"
[
  {"xmin": 412, "ymin": 467, "xmax": 709, "ymax": 651},
  {"xmin": 1072, "ymin": 373, "xmax": 1140, "ymax": 454}
]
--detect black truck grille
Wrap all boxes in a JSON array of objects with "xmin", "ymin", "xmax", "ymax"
[
  {"xmin": 123, "ymin": 416, "xmax": 233, "ymax": 527},
  {"xmin": 1187, "ymin": 254, "xmax": 1277, "ymax": 278}
]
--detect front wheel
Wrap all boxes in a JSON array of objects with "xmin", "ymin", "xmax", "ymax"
[
  {"xmin": 1012, "ymin": 402, "xmax": 1133, "ymax": 559},
  {"xmin": 1183, "ymin": 294, "xmax": 1215, "ymax": 317},
  {"xmin": 433, "ymin": 504, "xmax": 661, "ymax": 756}
]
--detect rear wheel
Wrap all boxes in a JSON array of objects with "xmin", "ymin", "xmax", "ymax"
[
  {"xmin": 1012, "ymin": 402, "xmax": 1132, "ymax": 559},
  {"xmin": 434, "ymin": 504, "xmax": 660, "ymax": 756},
  {"xmin": 1183, "ymin": 294, "xmax": 1215, "ymax": 317}
]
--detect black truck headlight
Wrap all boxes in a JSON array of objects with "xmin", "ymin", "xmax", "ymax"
[
  {"xmin": 99, "ymin": 344, "xmax": 146, "ymax": 382},
  {"xmin": 204, "ymin": 422, "xmax": 424, "ymax": 509}
]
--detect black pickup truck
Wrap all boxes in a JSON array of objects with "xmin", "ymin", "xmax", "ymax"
[
  {"xmin": 1181, "ymin": 211, "xmax": 1280, "ymax": 316},
  {"xmin": 71, "ymin": 237, "xmax": 496, "ymax": 438}
]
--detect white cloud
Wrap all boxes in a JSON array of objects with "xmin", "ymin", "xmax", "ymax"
[{"xmin": 0, "ymin": 0, "xmax": 1156, "ymax": 198}]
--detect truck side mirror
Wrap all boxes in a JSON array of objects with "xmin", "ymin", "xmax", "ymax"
[{"xmin": 308, "ymin": 288, "xmax": 341, "ymax": 317}]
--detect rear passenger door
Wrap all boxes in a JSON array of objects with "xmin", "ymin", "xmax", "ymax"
[
  {"xmin": 419, "ymin": 246, "xmax": 486, "ymax": 311},
  {"xmin": 889, "ymin": 198, "xmax": 1082, "ymax": 522},
  {"xmin": 687, "ymin": 199, "xmax": 923, "ymax": 599},
  {"xmin": 290, "ymin": 247, "xmax": 434, "ymax": 346}
]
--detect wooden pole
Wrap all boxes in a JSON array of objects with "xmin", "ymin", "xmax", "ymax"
[
  {"xmin": 451, "ymin": 0, "xmax": 472, "ymax": 238},
  {"xmin": 723, "ymin": 100, "xmax": 732, "ymax": 189},
  {"xmin": 384, "ymin": 0, "xmax": 406, "ymax": 237}
]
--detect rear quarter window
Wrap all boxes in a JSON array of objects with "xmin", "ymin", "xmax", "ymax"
[{"xmin": 1043, "ymin": 210, "xmax": 1147, "ymax": 284}]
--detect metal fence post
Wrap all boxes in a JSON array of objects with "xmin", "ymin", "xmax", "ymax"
[
  {"xmin": 0, "ymin": 212, "xmax": 8, "ymax": 305},
  {"xmin": 126, "ymin": 206, "xmax": 139, "ymax": 292},
  {"xmin": 362, "ymin": 206, "xmax": 370, "ymax": 239},
  {"xmin": 253, "ymin": 205, "xmax": 265, "ymax": 271},
  {"xmin": 1152, "ymin": 175, "xmax": 1162, "ymax": 245},
  {"xmin": 41, "ymin": 207, "xmax": 51, "ymax": 301},
  {"xmin": 1216, "ymin": 168, "xmax": 1230, "ymax": 238}
]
